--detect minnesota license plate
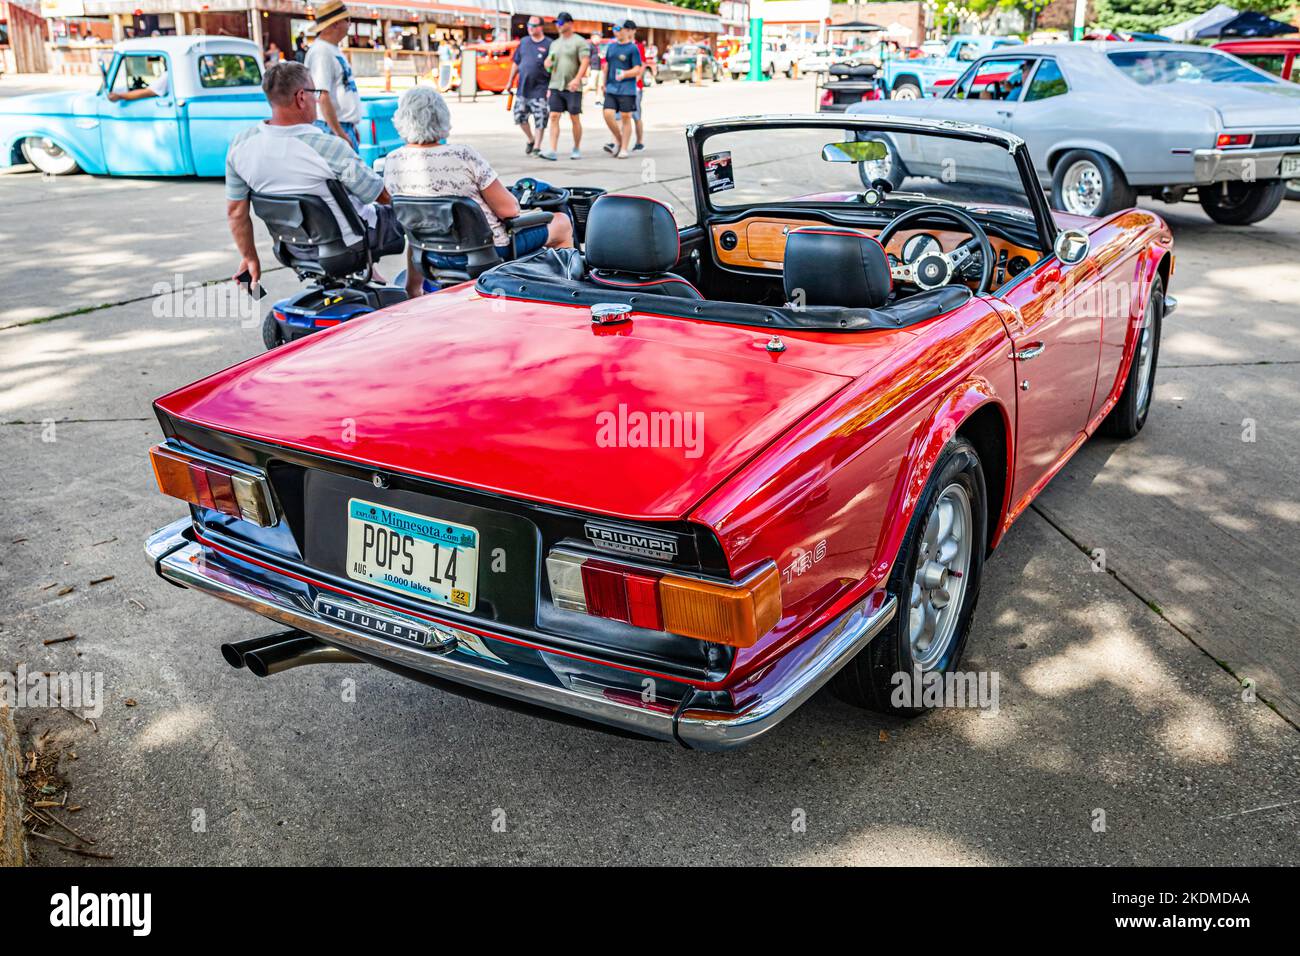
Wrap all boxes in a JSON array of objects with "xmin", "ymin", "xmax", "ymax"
[
  {"xmin": 345, "ymin": 498, "xmax": 478, "ymax": 611},
  {"xmin": 1281, "ymin": 155, "xmax": 1300, "ymax": 177}
]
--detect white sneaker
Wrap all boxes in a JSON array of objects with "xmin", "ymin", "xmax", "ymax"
[
  {"xmin": 569, "ymin": 149, "xmax": 582, "ymax": 160},
  {"xmin": 617, "ymin": 149, "xmax": 630, "ymax": 159}
]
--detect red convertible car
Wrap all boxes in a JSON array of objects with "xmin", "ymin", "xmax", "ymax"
[{"xmin": 144, "ymin": 116, "xmax": 1174, "ymax": 750}]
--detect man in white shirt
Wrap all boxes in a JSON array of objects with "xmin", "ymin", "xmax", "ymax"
[
  {"xmin": 225, "ymin": 61, "xmax": 403, "ymax": 287},
  {"xmin": 304, "ymin": 0, "xmax": 362, "ymax": 150},
  {"xmin": 106, "ymin": 56, "xmax": 169, "ymax": 101}
]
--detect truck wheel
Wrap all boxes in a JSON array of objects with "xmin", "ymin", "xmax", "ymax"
[
  {"xmin": 1050, "ymin": 149, "xmax": 1135, "ymax": 218},
  {"xmin": 261, "ymin": 310, "xmax": 285, "ymax": 350},
  {"xmin": 21, "ymin": 137, "xmax": 80, "ymax": 176},
  {"xmin": 832, "ymin": 438, "xmax": 987, "ymax": 716},
  {"xmin": 1100, "ymin": 277, "xmax": 1163, "ymax": 439},
  {"xmin": 891, "ymin": 79, "xmax": 922, "ymax": 100},
  {"xmin": 1285, "ymin": 179, "xmax": 1300, "ymax": 202},
  {"xmin": 1198, "ymin": 179, "xmax": 1286, "ymax": 225}
]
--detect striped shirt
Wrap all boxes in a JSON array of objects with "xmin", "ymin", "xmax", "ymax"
[{"xmin": 225, "ymin": 122, "xmax": 383, "ymax": 245}]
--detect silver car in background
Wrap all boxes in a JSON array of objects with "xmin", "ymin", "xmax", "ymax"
[{"xmin": 850, "ymin": 42, "xmax": 1300, "ymax": 225}]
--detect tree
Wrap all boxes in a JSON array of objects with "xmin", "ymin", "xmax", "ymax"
[
  {"xmin": 1090, "ymin": 0, "xmax": 1293, "ymax": 34},
  {"xmin": 671, "ymin": 0, "xmax": 721, "ymax": 14},
  {"xmin": 966, "ymin": 0, "xmax": 1054, "ymax": 33}
]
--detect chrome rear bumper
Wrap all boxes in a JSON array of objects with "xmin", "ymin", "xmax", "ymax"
[
  {"xmin": 1193, "ymin": 146, "xmax": 1298, "ymax": 184},
  {"xmin": 146, "ymin": 518, "xmax": 896, "ymax": 751}
]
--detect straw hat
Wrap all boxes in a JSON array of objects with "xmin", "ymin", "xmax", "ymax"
[{"xmin": 309, "ymin": 1, "xmax": 350, "ymax": 35}]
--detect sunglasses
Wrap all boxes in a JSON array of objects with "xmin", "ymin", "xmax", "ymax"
[{"xmin": 299, "ymin": 87, "xmax": 324, "ymax": 98}]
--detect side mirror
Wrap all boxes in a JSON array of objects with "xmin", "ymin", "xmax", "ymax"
[{"xmin": 1054, "ymin": 228, "xmax": 1089, "ymax": 264}]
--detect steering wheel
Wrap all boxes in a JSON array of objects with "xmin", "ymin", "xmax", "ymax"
[
  {"xmin": 877, "ymin": 204, "xmax": 995, "ymax": 295},
  {"xmin": 509, "ymin": 178, "xmax": 571, "ymax": 211}
]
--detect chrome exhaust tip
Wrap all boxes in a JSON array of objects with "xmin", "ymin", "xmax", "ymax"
[
  {"xmin": 220, "ymin": 630, "xmax": 303, "ymax": 669},
  {"xmin": 243, "ymin": 635, "xmax": 360, "ymax": 678}
]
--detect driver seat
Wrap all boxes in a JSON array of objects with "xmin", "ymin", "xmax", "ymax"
[
  {"xmin": 783, "ymin": 226, "xmax": 972, "ymax": 324},
  {"xmin": 584, "ymin": 195, "xmax": 702, "ymax": 299}
]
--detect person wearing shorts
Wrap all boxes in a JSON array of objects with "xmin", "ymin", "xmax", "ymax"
[
  {"xmin": 539, "ymin": 12, "xmax": 590, "ymax": 161},
  {"xmin": 505, "ymin": 16, "xmax": 551, "ymax": 155},
  {"xmin": 601, "ymin": 20, "xmax": 643, "ymax": 159}
]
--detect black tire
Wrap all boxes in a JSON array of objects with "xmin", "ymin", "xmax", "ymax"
[
  {"xmin": 1197, "ymin": 179, "xmax": 1286, "ymax": 225},
  {"xmin": 1100, "ymin": 276, "xmax": 1163, "ymax": 439},
  {"xmin": 261, "ymin": 310, "xmax": 285, "ymax": 350},
  {"xmin": 1050, "ymin": 149, "xmax": 1135, "ymax": 218},
  {"xmin": 832, "ymin": 438, "xmax": 987, "ymax": 716},
  {"xmin": 890, "ymin": 78, "xmax": 922, "ymax": 100},
  {"xmin": 764, "ymin": 64, "xmax": 775, "ymax": 79}
]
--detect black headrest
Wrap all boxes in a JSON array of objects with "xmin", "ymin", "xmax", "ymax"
[
  {"xmin": 783, "ymin": 227, "xmax": 891, "ymax": 309},
  {"xmin": 584, "ymin": 195, "xmax": 679, "ymax": 273}
]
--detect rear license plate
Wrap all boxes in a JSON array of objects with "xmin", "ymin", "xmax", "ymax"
[
  {"xmin": 345, "ymin": 498, "xmax": 478, "ymax": 611},
  {"xmin": 1281, "ymin": 155, "xmax": 1300, "ymax": 177}
]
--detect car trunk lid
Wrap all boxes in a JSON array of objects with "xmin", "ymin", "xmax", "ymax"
[{"xmin": 154, "ymin": 290, "xmax": 872, "ymax": 521}]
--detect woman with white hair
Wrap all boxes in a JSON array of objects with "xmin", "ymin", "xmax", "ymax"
[{"xmin": 384, "ymin": 85, "xmax": 573, "ymax": 297}]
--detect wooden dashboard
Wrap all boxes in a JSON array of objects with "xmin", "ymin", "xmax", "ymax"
[{"xmin": 709, "ymin": 215, "xmax": 1041, "ymax": 280}]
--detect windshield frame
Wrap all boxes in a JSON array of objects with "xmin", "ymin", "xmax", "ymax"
[{"xmin": 686, "ymin": 114, "xmax": 1058, "ymax": 253}]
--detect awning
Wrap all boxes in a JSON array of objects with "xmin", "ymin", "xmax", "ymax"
[{"xmin": 499, "ymin": 0, "xmax": 722, "ymax": 34}]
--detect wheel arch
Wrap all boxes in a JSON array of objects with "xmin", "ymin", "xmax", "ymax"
[
  {"xmin": 876, "ymin": 382, "xmax": 1013, "ymax": 579},
  {"xmin": 5, "ymin": 128, "xmax": 106, "ymax": 175},
  {"xmin": 891, "ymin": 72, "xmax": 923, "ymax": 91},
  {"xmin": 1046, "ymin": 141, "xmax": 1130, "ymax": 182}
]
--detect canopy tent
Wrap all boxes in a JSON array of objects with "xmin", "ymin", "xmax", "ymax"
[
  {"xmin": 1195, "ymin": 11, "xmax": 1298, "ymax": 38},
  {"xmin": 1164, "ymin": 3, "xmax": 1237, "ymax": 42}
]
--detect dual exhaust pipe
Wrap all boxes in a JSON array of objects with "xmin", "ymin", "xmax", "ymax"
[{"xmin": 221, "ymin": 630, "xmax": 359, "ymax": 677}]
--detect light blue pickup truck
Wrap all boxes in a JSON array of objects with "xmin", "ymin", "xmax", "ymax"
[
  {"xmin": 0, "ymin": 35, "xmax": 400, "ymax": 177},
  {"xmin": 879, "ymin": 34, "xmax": 1024, "ymax": 99}
]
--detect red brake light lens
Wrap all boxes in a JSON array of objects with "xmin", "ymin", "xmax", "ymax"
[
  {"xmin": 546, "ymin": 549, "xmax": 780, "ymax": 647},
  {"xmin": 1216, "ymin": 133, "xmax": 1253, "ymax": 148},
  {"xmin": 149, "ymin": 444, "xmax": 276, "ymax": 527}
]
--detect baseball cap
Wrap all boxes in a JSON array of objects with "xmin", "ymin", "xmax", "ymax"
[
  {"xmin": 620, "ymin": 19, "xmax": 637, "ymax": 30},
  {"xmin": 556, "ymin": 12, "xmax": 573, "ymax": 24}
]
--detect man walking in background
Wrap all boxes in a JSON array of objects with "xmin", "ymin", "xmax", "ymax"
[
  {"xmin": 601, "ymin": 20, "xmax": 643, "ymax": 159},
  {"xmin": 505, "ymin": 15, "xmax": 551, "ymax": 155},
  {"xmin": 539, "ymin": 12, "xmax": 590, "ymax": 161},
  {"xmin": 304, "ymin": 0, "xmax": 362, "ymax": 150}
]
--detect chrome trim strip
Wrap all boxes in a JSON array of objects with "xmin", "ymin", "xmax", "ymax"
[{"xmin": 145, "ymin": 518, "xmax": 896, "ymax": 751}]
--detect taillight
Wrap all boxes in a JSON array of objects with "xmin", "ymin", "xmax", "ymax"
[
  {"xmin": 1216, "ymin": 133, "xmax": 1254, "ymax": 148},
  {"xmin": 370, "ymin": 119, "xmax": 378, "ymax": 144},
  {"xmin": 545, "ymin": 549, "xmax": 781, "ymax": 648},
  {"xmin": 860, "ymin": 88, "xmax": 881, "ymax": 101},
  {"xmin": 820, "ymin": 89, "xmax": 834, "ymax": 107},
  {"xmin": 149, "ymin": 444, "xmax": 276, "ymax": 527},
  {"xmin": 314, "ymin": 317, "xmax": 342, "ymax": 327}
]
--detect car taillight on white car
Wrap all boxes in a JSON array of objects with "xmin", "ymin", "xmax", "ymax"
[
  {"xmin": 545, "ymin": 549, "xmax": 781, "ymax": 648},
  {"xmin": 149, "ymin": 444, "xmax": 277, "ymax": 527}
]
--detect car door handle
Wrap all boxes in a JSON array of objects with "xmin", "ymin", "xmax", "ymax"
[{"xmin": 1013, "ymin": 342, "xmax": 1046, "ymax": 361}]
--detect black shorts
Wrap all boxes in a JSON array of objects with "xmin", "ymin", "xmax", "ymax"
[
  {"xmin": 603, "ymin": 92, "xmax": 637, "ymax": 114},
  {"xmin": 548, "ymin": 89, "xmax": 582, "ymax": 114}
]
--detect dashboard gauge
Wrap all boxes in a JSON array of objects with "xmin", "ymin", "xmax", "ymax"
[
  {"xmin": 1007, "ymin": 255, "xmax": 1031, "ymax": 277},
  {"xmin": 902, "ymin": 233, "xmax": 942, "ymax": 262}
]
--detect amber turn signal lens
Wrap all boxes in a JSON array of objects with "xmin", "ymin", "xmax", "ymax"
[
  {"xmin": 149, "ymin": 444, "xmax": 276, "ymax": 527},
  {"xmin": 658, "ymin": 564, "xmax": 782, "ymax": 648}
]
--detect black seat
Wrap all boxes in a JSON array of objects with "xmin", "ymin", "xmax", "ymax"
[
  {"xmin": 783, "ymin": 225, "xmax": 972, "ymax": 324},
  {"xmin": 783, "ymin": 226, "xmax": 893, "ymax": 308},
  {"xmin": 392, "ymin": 195, "xmax": 552, "ymax": 288},
  {"xmin": 584, "ymin": 194, "xmax": 702, "ymax": 299},
  {"xmin": 251, "ymin": 179, "xmax": 372, "ymax": 280}
]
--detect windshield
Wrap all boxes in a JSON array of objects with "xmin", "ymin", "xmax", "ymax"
[
  {"xmin": 701, "ymin": 124, "xmax": 1033, "ymax": 216},
  {"xmin": 1108, "ymin": 49, "xmax": 1273, "ymax": 85}
]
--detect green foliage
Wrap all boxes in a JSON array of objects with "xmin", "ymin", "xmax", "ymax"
[
  {"xmin": 1090, "ymin": 0, "xmax": 1293, "ymax": 33},
  {"xmin": 671, "ymin": 0, "xmax": 721, "ymax": 13}
]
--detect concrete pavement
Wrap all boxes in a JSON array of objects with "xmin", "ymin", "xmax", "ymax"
[{"xmin": 1, "ymin": 75, "xmax": 1297, "ymax": 865}]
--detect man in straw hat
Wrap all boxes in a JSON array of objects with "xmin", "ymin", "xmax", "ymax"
[{"xmin": 305, "ymin": 0, "xmax": 362, "ymax": 150}]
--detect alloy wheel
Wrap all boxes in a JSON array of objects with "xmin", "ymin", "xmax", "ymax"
[
  {"xmin": 909, "ymin": 483, "xmax": 973, "ymax": 670},
  {"xmin": 1061, "ymin": 159, "xmax": 1104, "ymax": 216}
]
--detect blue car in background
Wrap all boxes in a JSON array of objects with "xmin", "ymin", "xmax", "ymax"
[
  {"xmin": 0, "ymin": 36, "xmax": 400, "ymax": 177},
  {"xmin": 879, "ymin": 34, "xmax": 1024, "ymax": 99}
]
